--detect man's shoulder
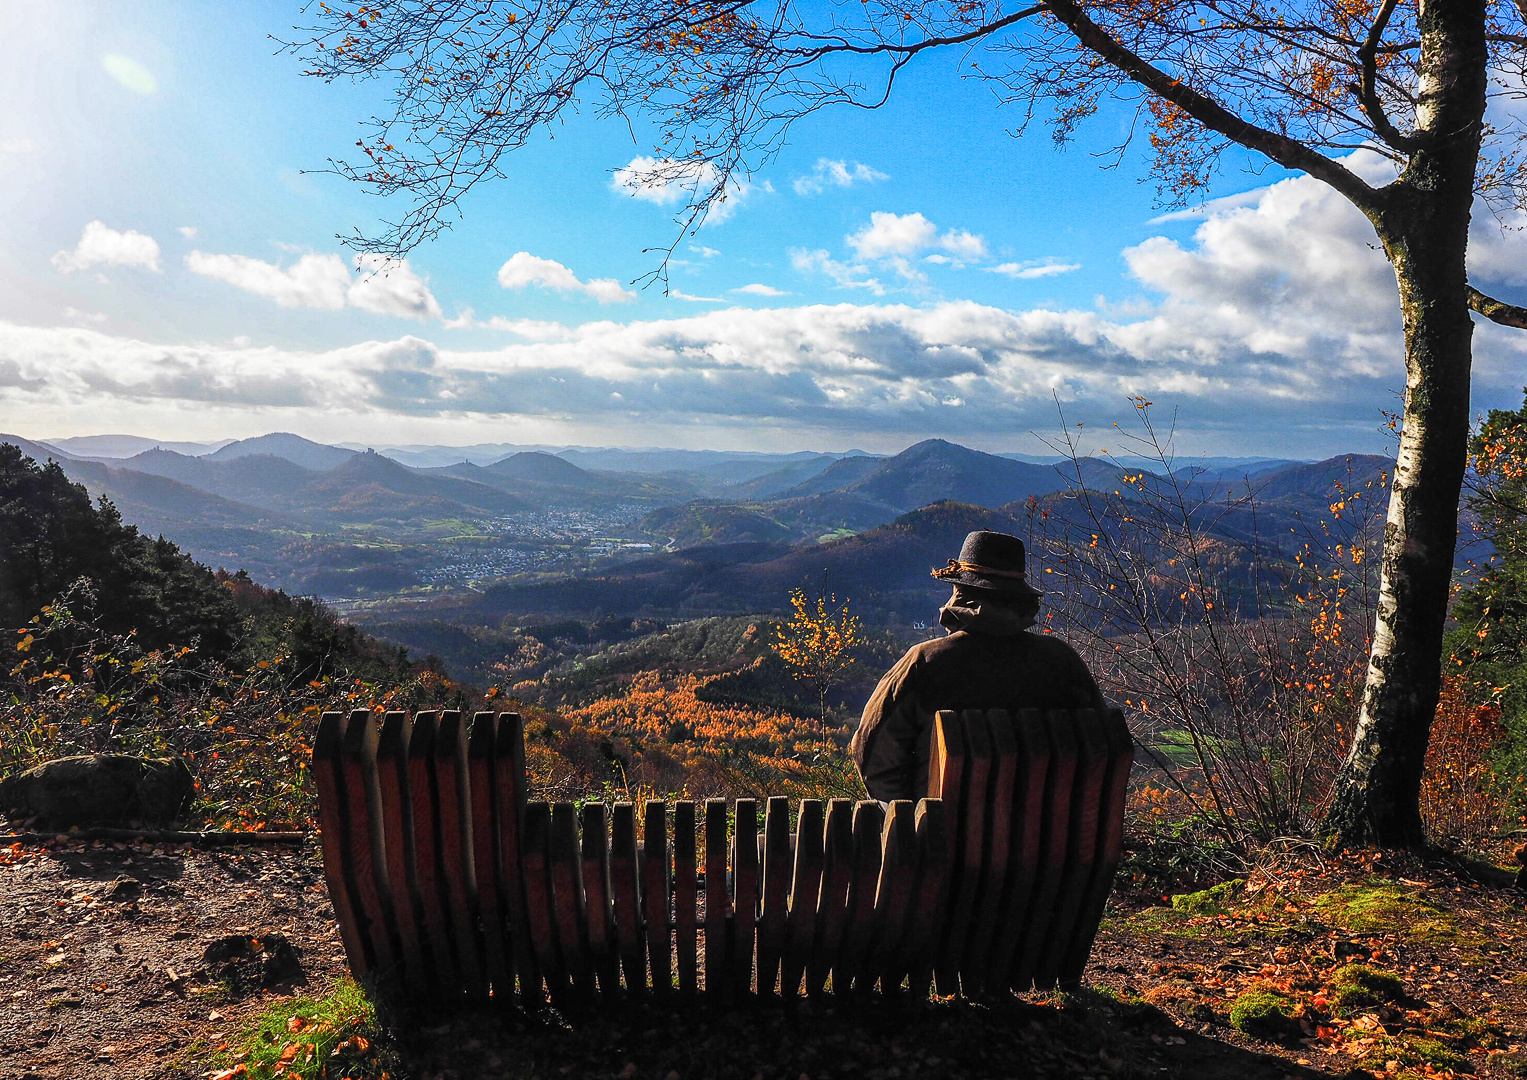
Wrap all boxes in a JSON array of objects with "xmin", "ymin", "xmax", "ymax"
[{"xmin": 905, "ymin": 629, "xmax": 1087, "ymax": 665}]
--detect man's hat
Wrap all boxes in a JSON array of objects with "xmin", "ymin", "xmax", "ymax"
[{"xmin": 930, "ymin": 530, "xmax": 1042, "ymax": 597}]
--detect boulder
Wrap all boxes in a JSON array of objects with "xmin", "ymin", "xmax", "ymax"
[{"xmin": 0, "ymin": 754, "xmax": 195, "ymax": 827}]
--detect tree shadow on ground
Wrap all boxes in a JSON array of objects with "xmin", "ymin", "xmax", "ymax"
[{"xmin": 381, "ymin": 988, "xmax": 1327, "ymax": 1080}]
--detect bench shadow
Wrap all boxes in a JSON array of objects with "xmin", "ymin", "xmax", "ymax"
[{"xmin": 378, "ymin": 988, "xmax": 1329, "ymax": 1080}]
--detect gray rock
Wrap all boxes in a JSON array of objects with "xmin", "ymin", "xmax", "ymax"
[{"xmin": 0, "ymin": 754, "xmax": 194, "ymax": 827}]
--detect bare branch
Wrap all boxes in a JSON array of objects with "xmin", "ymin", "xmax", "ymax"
[
  {"xmin": 1353, "ymin": 0, "xmax": 1430, "ymax": 153},
  {"xmin": 1469, "ymin": 284, "xmax": 1527, "ymax": 329},
  {"xmin": 1041, "ymin": 0, "xmax": 1384, "ymax": 216}
]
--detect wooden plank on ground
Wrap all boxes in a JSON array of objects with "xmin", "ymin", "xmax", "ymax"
[
  {"xmin": 467, "ymin": 713, "xmax": 511, "ymax": 1004},
  {"xmin": 1037, "ymin": 708, "xmax": 1108, "ymax": 986},
  {"xmin": 865, "ymin": 799, "xmax": 917, "ymax": 996},
  {"xmin": 904, "ymin": 798, "xmax": 949, "ymax": 1000},
  {"xmin": 580, "ymin": 802, "xmax": 619, "ymax": 999},
  {"xmin": 313, "ymin": 712, "xmax": 373, "ymax": 982},
  {"xmin": 642, "ymin": 801, "xmax": 672, "ymax": 996},
  {"xmin": 550, "ymin": 803, "xmax": 594, "ymax": 1001},
  {"xmin": 703, "ymin": 799, "xmax": 731, "ymax": 1004},
  {"xmin": 962, "ymin": 708, "xmax": 1016, "ymax": 995},
  {"xmin": 988, "ymin": 707, "xmax": 1051, "ymax": 994},
  {"xmin": 1010, "ymin": 710, "xmax": 1077, "ymax": 991},
  {"xmin": 756, "ymin": 796, "xmax": 792, "ymax": 999},
  {"xmin": 807, "ymin": 798, "xmax": 854, "ymax": 998},
  {"xmin": 521, "ymin": 801, "xmax": 568, "ymax": 1004},
  {"xmin": 434, "ymin": 710, "xmax": 486, "ymax": 1001},
  {"xmin": 493, "ymin": 713, "xmax": 538, "ymax": 1010},
  {"xmin": 780, "ymin": 799, "xmax": 824, "ymax": 1000},
  {"xmin": 375, "ymin": 711, "xmax": 428, "ymax": 999},
  {"xmin": 340, "ymin": 710, "xmax": 402, "ymax": 996},
  {"xmin": 834, "ymin": 801, "xmax": 884, "ymax": 995},
  {"xmin": 731, "ymin": 799, "xmax": 759, "ymax": 998},
  {"xmin": 1059, "ymin": 707, "xmax": 1134, "ymax": 987},
  {"xmin": 406, "ymin": 713, "xmax": 460, "ymax": 999},
  {"xmin": 673, "ymin": 801, "xmax": 698, "ymax": 996},
  {"xmin": 609, "ymin": 802, "xmax": 646, "ymax": 998}
]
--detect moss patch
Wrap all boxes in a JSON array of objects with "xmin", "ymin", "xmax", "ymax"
[
  {"xmin": 1310, "ymin": 878, "xmax": 1480, "ymax": 946},
  {"xmin": 210, "ymin": 978, "xmax": 395, "ymax": 1080},
  {"xmin": 1171, "ymin": 878, "xmax": 1245, "ymax": 915},
  {"xmin": 1228, "ymin": 987, "xmax": 1299, "ymax": 1041},
  {"xmin": 1331, "ymin": 964, "xmax": 1406, "ymax": 1010}
]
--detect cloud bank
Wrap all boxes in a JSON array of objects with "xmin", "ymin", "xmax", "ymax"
[
  {"xmin": 185, "ymin": 251, "xmax": 442, "ymax": 319},
  {"xmin": 15, "ymin": 158, "xmax": 1527, "ymax": 454}
]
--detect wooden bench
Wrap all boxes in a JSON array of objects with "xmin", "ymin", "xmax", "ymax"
[{"xmin": 311, "ymin": 705, "xmax": 1131, "ymax": 1007}]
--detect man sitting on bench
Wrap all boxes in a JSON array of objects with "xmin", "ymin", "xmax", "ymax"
[{"xmin": 850, "ymin": 529, "xmax": 1106, "ymax": 802}]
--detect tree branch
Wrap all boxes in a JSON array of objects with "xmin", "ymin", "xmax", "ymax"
[
  {"xmin": 1469, "ymin": 285, "xmax": 1527, "ymax": 329},
  {"xmin": 1354, "ymin": 0, "xmax": 1429, "ymax": 153},
  {"xmin": 1043, "ymin": 0, "xmax": 1384, "ymax": 215}
]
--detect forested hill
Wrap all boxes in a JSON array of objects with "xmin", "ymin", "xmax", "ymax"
[{"xmin": 0, "ymin": 444, "xmax": 424, "ymax": 686}]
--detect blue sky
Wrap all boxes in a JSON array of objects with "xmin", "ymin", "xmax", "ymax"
[{"xmin": 4, "ymin": 1, "xmax": 1527, "ymax": 458}]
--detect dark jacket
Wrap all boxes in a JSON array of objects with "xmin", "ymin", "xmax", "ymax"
[{"xmin": 850, "ymin": 621, "xmax": 1105, "ymax": 803}]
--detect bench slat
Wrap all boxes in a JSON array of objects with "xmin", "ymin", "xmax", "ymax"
[
  {"xmin": 493, "ymin": 713, "xmax": 539, "ymax": 1010},
  {"xmin": 703, "ymin": 799, "xmax": 731, "ymax": 1004},
  {"xmin": 521, "ymin": 802, "xmax": 568, "ymax": 1003},
  {"xmin": 643, "ymin": 801, "xmax": 672, "ymax": 996},
  {"xmin": 756, "ymin": 796, "xmax": 792, "ymax": 999},
  {"xmin": 313, "ymin": 712, "xmax": 374, "ymax": 982},
  {"xmin": 673, "ymin": 801, "xmax": 698, "ymax": 996},
  {"xmin": 341, "ymin": 710, "xmax": 402, "ymax": 996},
  {"xmin": 1037, "ymin": 707, "xmax": 1108, "ymax": 987},
  {"xmin": 434, "ymin": 711, "xmax": 487, "ymax": 1001},
  {"xmin": 731, "ymin": 799, "xmax": 759, "ymax": 998},
  {"xmin": 865, "ymin": 799, "xmax": 917, "ymax": 995},
  {"xmin": 609, "ymin": 802, "xmax": 645, "ymax": 998},
  {"xmin": 467, "ymin": 714, "xmax": 512, "ymax": 1004},
  {"xmin": 963, "ymin": 708, "xmax": 1016, "ymax": 994},
  {"xmin": 580, "ymin": 802, "xmax": 620, "ymax": 998},
  {"xmin": 405, "ymin": 713, "xmax": 460, "ymax": 999},
  {"xmin": 550, "ymin": 802, "xmax": 594, "ymax": 1001},
  {"xmin": 987, "ymin": 706, "xmax": 1049, "ymax": 993},
  {"xmin": 903, "ymin": 798, "xmax": 948, "ymax": 999},
  {"xmin": 375, "ymin": 711, "xmax": 428, "ymax": 998},
  {"xmin": 1060, "ymin": 707, "xmax": 1133, "ymax": 986},
  {"xmin": 780, "ymin": 799, "xmax": 824, "ymax": 999},
  {"xmin": 1010, "ymin": 710, "xmax": 1078, "ymax": 989},
  {"xmin": 835, "ymin": 800, "xmax": 884, "ymax": 995},
  {"xmin": 806, "ymin": 798, "xmax": 853, "ymax": 999}
]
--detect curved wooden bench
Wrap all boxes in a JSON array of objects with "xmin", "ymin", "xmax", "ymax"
[{"xmin": 312, "ymin": 705, "xmax": 1131, "ymax": 1007}]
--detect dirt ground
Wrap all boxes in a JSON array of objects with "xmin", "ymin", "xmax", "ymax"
[{"xmin": 0, "ymin": 833, "xmax": 1522, "ymax": 1080}]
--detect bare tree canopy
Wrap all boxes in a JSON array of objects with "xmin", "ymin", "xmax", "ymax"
[{"xmin": 293, "ymin": 0, "xmax": 1527, "ymax": 848}]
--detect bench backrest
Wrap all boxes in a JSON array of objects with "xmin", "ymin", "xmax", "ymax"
[{"xmin": 311, "ymin": 705, "xmax": 1130, "ymax": 1008}]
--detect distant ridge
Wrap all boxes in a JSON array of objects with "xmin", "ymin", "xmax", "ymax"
[
  {"xmin": 0, "ymin": 434, "xmax": 74, "ymax": 464},
  {"xmin": 44, "ymin": 434, "xmax": 232, "ymax": 458},
  {"xmin": 209, "ymin": 432, "xmax": 358, "ymax": 471}
]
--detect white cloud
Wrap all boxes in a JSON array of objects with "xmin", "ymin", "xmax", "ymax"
[
  {"xmin": 53, "ymin": 221, "xmax": 162, "ymax": 274},
  {"xmin": 690, "ymin": 244, "xmax": 720, "ymax": 259},
  {"xmin": 349, "ymin": 255, "xmax": 443, "ymax": 319},
  {"xmin": 845, "ymin": 212, "xmax": 988, "ymax": 266},
  {"xmin": 790, "ymin": 248, "xmax": 884, "ymax": 294},
  {"xmin": 185, "ymin": 250, "xmax": 442, "ymax": 318},
  {"xmin": 670, "ymin": 290, "xmax": 725, "ymax": 302},
  {"xmin": 793, "ymin": 159, "xmax": 889, "ymax": 196},
  {"xmin": 442, "ymin": 308, "xmax": 573, "ymax": 339},
  {"xmin": 63, "ymin": 307, "xmax": 107, "ymax": 324},
  {"xmin": 991, "ymin": 260, "xmax": 1082, "ymax": 279},
  {"xmin": 178, "ymin": 226, "xmax": 197, "ymax": 239},
  {"xmin": 0, "ymin": 137, "xmax": 37, "ymax": 157},
  {"xmin": 734, "ymin": 283, "xmax": 789, "ymax": 297},
  {"xmin": 496, "ymin": 252, "xmax": 635, "ymax": 303},
  {"xmin": 17, "ymin": 152, "xmax": 1527, "ymax": 455},
  {"xmin": 186, "ymin": 251, "xmax": 350, "ymax": 309},
  {"xmin": 612, "ymin": 156, "xmax": 751, "ymax": 224},
  {"xmin": 102, "ymin": 54, "xmax": 156, "ymax": 95}
]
